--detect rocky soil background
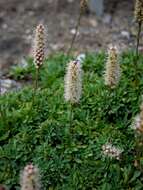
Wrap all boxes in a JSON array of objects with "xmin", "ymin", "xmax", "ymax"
[{"xmin": 0, "ymin": 0, "xmax": 142, "ymax": 92}]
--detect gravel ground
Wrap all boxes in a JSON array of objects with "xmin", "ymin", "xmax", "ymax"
[{"xmin": 0, "ymin": 0, "xmax": 142, "ymax": 76}]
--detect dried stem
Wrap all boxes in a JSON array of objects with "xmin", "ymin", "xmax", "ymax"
[
  {"xmin": 67, "ymin": 10, "xmax": 82, "ymax": 57},
  {"xmin": 134, "ymin": 21, "xmax": 142, "ymax": 83},
  {"xmin": 136, "ymin": 21, "xmax": 142, "ymax": 58}
]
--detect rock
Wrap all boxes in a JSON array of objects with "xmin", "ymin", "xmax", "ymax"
[
  {"xmin": 2, "ymin": 23, "xmax": 8, "ymax": 29},
  {"xmin": 103, "ymin": 14, "xmax": 112, "ymax": 24},
  {"xmin": 67, "ymin": 0, "xmax": 74, "ymax": 3},
  {"xmin": 70, "ymin": 29, "xmax": 79, "ymax": 35},
  {"xmin": 88, "ymin": 0, "xmax": 104, "ymax": 16},
  {"xmin": 121, "ymin": 31, "xmax": 130, "ymax": 39},
  {"xmin": 0, "ymin": 79, "xmax": 21, "ymax": 95},
  {"xmin": 89, "ymin": 18, "xmax": 97, "ymax": 27}
]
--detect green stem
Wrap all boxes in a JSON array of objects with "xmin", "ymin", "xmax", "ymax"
[
  {"xmin": 67, "ymin": 10, "xmax": 82, "ymax": 57},
  {"xmin": 0, "ymin": 106, "xmax": 6, "ymax": 127},
  {"xmin": 135, "ymin": 134, "xmax": 143, "ymax": 171},
  {"xmin": 69, "ymin": 103, "xmax": 73, "ymax": 128},
  {"xmin": 31, "ymin": 67, "xmax": 39, "ymax": 109},
  {"xmin": 105, "ymin": 158, "xmax": 111, "ymax": 178},
  {"xmin": 35, "ymin": 68, "xmax": 39, "ymax": 88},
  {"xmin": 32, "ymin": 68, "xmax": 39, "ymax": 102},
  {"xmin": 0, "ymin": 76, "xmax": 7, "ymax": 127},
  {"xmin": 27, "ymin": 68, "xmax": 39, "ymax": 122}
]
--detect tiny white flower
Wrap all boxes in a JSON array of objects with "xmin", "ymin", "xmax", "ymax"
[{"xmin": 102, "ymin": 143, "xmax": 123, "ymax": 160}]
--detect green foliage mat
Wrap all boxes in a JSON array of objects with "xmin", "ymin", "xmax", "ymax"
[{"xmin": 1, "ymin": 52, "xmax": 143, "ymax": 189}]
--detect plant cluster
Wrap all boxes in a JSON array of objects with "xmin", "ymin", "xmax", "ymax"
[
  {"xmin": 0, "ymin": 0, "xmax": 143, "ymax": 190},
  {"xmin": 1, "ymin": 51, "xmax": 143, "ymax": 189}
]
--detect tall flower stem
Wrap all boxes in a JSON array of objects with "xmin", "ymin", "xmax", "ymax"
[
  {"xmin": 69, "ymin": 103, "xmax": 74, "ymax": 128},
  {"xmin": 34, "ymin": 68, "xmax": 39, "ymax": 97},
  {"xmin": 27, "ymin": 68, "xmax": 39, "ymax": 121},
  {"xmin": 32, "ymin": 68, "xmax": 39, "ymax": 107},
  {"xmin": 136, "ymin": 21, "xmax": 142, "ymax": 58},
  {"xmin": 134, "ymin": 0, "xmax": 143, "ymax": 62},
  {"xmin": 27, "ymin": 23, "xmax": 45, "ymax": 122},
  {"xmin": 134, "ymin": 134, "xmax": 143, "ymax": 171},
  {"xmin": 67, "ymin": 11, "xmax": 82, "ymax": 57},
  {"xmin": 0, "ymin": 77, "xmax": 3, "ymax": 124},
  {"xmin": 64, "ymin": 59, "xmax": 82, "ymax": 130},
  {"xmin": 0, "ymin": 105, "xmax": 6, "ymax": 126},
  {"xmin": 0, "ymin": 77, "xmax": 7, "ymax": 127},
  {"xmin": 66, "ymin": 0, "xmax": 88, "ymax": 57},
  {"xmin": 134, "ymin": 22, "xmax": 142, "ymax": 84}
]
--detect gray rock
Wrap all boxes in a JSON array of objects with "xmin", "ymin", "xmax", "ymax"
[
  {"xmin": 121, "ymin": 31, "xmax": 130, "ymax": 40},
  {"xmin": 103, "ymin": 14, "xmax": 112, "ymax": 24},
  {"xmin": 0, "ymin": 79, "xmax": 21, "ymax": 95},
  {"xmin": 88, "ymin": 0, "xmax": 104, "ymax": 16}
]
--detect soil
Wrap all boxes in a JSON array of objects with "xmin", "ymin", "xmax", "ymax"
[{"xmin": 0, "ymin": 0, "xmax": 142, "ymax": 75}]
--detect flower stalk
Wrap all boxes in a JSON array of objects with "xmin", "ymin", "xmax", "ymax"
[
  {"xmin": 136, "ymin": 22, "xmax": 142, "ymax": 57},
  {"xmin": 131, "ymin": 102, "xmax": 143, "ymax": 170},
  {"xmin": 33, "ymin": 23, "xmax": 45, "ymax": 91},
  {"xmin": 134, "ymin": 0, "xmax": 143, "ymax": 57},
  {"xmin": 28, "ymin": 24, "xmax": 45, "ymax": 120},
  {"xmin": 67, "ymin": 0, "xmax": 88, "ymax": 57}
]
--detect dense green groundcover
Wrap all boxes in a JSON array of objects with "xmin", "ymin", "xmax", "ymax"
[{"xmin": 1, "ymin": 52, "xmax": 143, "ymax": 189}]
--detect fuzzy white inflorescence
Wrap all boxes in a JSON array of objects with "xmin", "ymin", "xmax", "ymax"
[
  {"xmin": 102, "ymin": 143, "xmax": 123, "ymax": 160},
  {"xmin": 104, "ymin": 45, "xmax": 120, "ymax": 88},
  {"xmin": 64, "ymin": 60, "xmax": 82, "ymax": 104},
  {"xmin": 131, "ymin": 103, "xmax": 143, "ymax": 133},
  {"xmin": 33, "ymin": 24, "xmax": 45, "ymax": 69},
  {"xmin": 134, "ymin": 0, "xmax": 143, "ymax": 23},
  {"xmin": 20, "ymin": 164, "xmax": 41, "ymax": 190}
]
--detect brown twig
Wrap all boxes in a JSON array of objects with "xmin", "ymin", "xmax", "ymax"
[
  {"xmin": 67, "ymin": 10, "xmax": 82, "ymax": 57},
  {"xmin": 136, "ymin": 21, "xmax": 142, "ymax": 58}
]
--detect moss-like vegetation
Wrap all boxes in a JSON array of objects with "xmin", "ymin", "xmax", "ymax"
[{"xmin": 1, "ymin": 52, "xmax": 143, "ymax": 189}]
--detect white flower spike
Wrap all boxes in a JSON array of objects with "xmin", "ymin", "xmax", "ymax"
[
  {"xmin": 20, "ymin": 164, "xmax": 41, "ymax": 190},
  {"xmin": 64, "ymin": 59, "xmax": 82, "ymax": 104}
]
